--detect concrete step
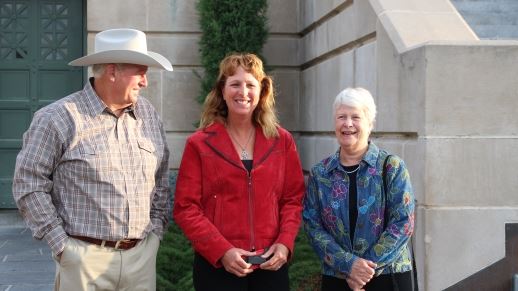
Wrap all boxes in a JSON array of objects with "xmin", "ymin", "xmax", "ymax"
[
  {"xmin": 459, "ymin": 11, "xmax": 518, "ymax": 26},
  {"xmin": 453, "ymin": 2, "xmax": 518, "ymax": 13},
  {"xmin": 0, "ymin": 210, "xmax": 25, "ymax": 227},
  {"xmin": 450, "ymin": 0, "xmax": 518, "ymax": 39},
  {"xmin": 471, "ymin": 24, "xmax": 518, "ymax": 39}
]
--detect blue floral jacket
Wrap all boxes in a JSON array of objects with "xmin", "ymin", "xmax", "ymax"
[{"xmin": 302, "ymin": 142, "xmax": 415, "ymax": 278}]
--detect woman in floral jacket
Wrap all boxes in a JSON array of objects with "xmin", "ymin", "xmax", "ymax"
[{"xmin": 303, "ymin": 87, "xmax": 415, "ymax": 291}]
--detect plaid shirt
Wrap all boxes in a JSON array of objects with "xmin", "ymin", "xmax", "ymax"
[{"xmin": 13, "ymin": 79, "xmax": 170, "ymax": 255}]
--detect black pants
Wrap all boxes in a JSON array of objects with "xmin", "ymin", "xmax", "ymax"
[
  {"xmin": 322, "ymin": 271, "xmax": 413, "ymax": 291},
  {"xmin": 193, "ymin": 253, "xmax": 290, "ymax": 291}
]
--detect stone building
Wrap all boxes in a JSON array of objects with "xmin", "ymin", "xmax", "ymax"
[{"xmin": 1, "ymin": 0, "xmax": 517, "ymax": 290}]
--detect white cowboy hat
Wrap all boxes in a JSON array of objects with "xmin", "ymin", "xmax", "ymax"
[{"xmin": 69, "ymin": 28, "xmax": 173, "ymax": 71}]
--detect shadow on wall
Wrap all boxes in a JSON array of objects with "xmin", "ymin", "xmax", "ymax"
[{"xmin": 445, "ymin": 223, "xmax": 518, "ymax": 291}]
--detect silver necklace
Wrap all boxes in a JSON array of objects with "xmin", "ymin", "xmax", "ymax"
[
  {"xmin": 343, "ymin": 164, "xmax": 360, "ymax": 174},
  {"xmin": 227, "ymin": 127, "xmax": 254, "ymax": 159}
]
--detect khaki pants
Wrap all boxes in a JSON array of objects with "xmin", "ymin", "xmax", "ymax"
[{"xmin": 54, "ymin": 232, "xmax": 160, "ymax": 291}]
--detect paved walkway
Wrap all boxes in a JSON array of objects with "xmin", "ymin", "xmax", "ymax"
[{"xmin": 0, "ymin": 211, "xmax": 54, "ymax": 291}]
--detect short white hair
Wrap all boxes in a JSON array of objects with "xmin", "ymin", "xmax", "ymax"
[
  {"xmin": 91, "ymin": 63, "xmax": 127, "ymax": 78},
  {"xmin": 333, "ymin": 87, "xmax": 377, "ymax": 124}
]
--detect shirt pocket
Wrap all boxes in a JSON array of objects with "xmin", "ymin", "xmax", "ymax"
[{"xmin": 137, "ymin": 139, "xmax": 159, "ymax": 174}]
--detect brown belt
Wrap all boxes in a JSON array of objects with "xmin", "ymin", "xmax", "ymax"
[{"xmin": 69, "ymin": 235, "xmax": 141, "ymax": 250}]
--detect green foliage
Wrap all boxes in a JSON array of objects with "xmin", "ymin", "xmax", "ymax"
[
  {"xmin": 156, "ymin": 223, "xmax": 194, "ymax": 291},
  {"xmin": 196, "ymin": 0, "xmax": 269, "ymax": 104},
  {"xmin": 290, "ymin": 229, "xmax": 322, "ymax": 291}
]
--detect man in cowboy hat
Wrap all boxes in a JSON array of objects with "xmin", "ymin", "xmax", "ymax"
[{"xmin": 12, "ymin": 28, "xmax": 172, "ymax": 290}]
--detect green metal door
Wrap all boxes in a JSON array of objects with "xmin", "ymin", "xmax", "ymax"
[{"xmin": 0, "ymin": 0, "xmax": 84, "ymax": 208}]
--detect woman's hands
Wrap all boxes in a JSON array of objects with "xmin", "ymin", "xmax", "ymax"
[
  {"xmin": 347, "ymin": 258, "xmax": 377, "ymax": 290},
  {"xmin": 220, "ymin": 248, "xmax": 255, "ymax": 277},
  {"xmin": 221, "ymin": 243, "xmax": 289, "ymax": 277},
  {"xmin": 259, "ymin": 243, "xmax": 289, "ymax": 271}
]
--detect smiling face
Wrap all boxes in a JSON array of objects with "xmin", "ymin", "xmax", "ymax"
[
  {"xmin": 334, "ymin": 104, "xmax": 372, "ymax": 152},
  {"xmin": 222, "ymin": 66, "xmax": 261, "ymax": 118}
]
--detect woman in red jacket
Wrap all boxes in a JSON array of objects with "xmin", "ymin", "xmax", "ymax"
[{"xmin": 173, "ymin": 53, "xmax": 305, "ymax": 291}]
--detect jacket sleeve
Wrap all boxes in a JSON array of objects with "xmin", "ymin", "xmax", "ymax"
[
  {"xmin": 364, "ymin": 156, "xmax": 415, "ymax": 271},
  {"xmin": 173, "ymin": 137, "xmax": 233, "ymax": 267},
  {"xmin": 275, "ymin": 133, "xmax": 305, "ymax": 256},
  {"xmin": 302, "ymin": 168, "xmax": 359, "ymax": 275},
  {"xmin": 150, "ymin": 120, "xmax": 170, "ymax": 239},
  {"xmin": 12, "ymin": 111, "xmax": 68, "ymax": 256}
]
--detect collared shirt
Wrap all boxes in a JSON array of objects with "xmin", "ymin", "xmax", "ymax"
[
  {"xmin": 13, "ymin": 79, "xmax": 170, "ymax": 255},
  {"xmin": 302, "ymin": 142, "xmax": 414, "ymax": 278}
]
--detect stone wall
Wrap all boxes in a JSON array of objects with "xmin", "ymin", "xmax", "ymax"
[{"xmin": 370, "ymin": 0, "xmax": 518, "ymax": 289}]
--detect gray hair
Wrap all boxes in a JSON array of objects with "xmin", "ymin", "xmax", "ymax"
[
  {"xmin": 333, "ymin": 87, "xmax": 377, "ymax": 125},
  {"xmin": 91, "ymin": 64, "xmax": 107, "ymax": 78},
  {"xmin": 91, "ymin": 63, "xmax": 127, "ymax": 78}
]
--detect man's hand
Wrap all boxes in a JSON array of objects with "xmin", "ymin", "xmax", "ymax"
[
  {"xmin": 220, "ymin": 248, "xmax": 255, "ymax": 277},
  {"xmin": 259, "ymin": 243, "xmax": 289, "ymax": 271}
]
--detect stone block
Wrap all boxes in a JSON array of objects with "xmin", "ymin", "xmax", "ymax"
[
  {"xmin": 423, "ymin": 43, "xmax": 518, "ymax": 136},
  {"xmin": 297, "ymin": 135, "xmax": 316, "ymax": 170},
  {"xmin": 299, "ymin": 66, "xmax": 317, "ymax": 131},
  {"xmin": 298, "ymin": 135, "xmax": 338, "ymax": 171},
  {"xmin": 299, "ymin": 0, "xmax": 314, "ymax": 31},
  {"xmin": 315, "ymin": 136, "xmax": 339, "ymax": 163},
  {"xmin": 315, "ymin": 58, "xmax": 341, "ymax": 129},
  {"xmin": 318, "ymin": 52, "xmax": 354, "ymax": 130},
  {"xmin": 424, "ymin": 138, "xmax": 518, "ymax": 206},
  {"xmin": 268, "ymin": 0, "xmax": 299, "ymax": 33},
  {"xmin": 166, "ymin": 132, "xmax": 191, "ymax": 169},
  {"xmin": 378, "ymin": 11, "xmax": 477, "ymax": 53},
  {"xmin": 327, "ymin": 7, "xmax": 355, "ymax": 53},
  {"xmin": 422, "ymin": 208, "xmax": 518, "ymax": 290},
  {"xmin": 301, "ymin": 1, "xmax": 376, "ymax": 64},
  {"xmin": 369, "ymin": 0, "xmax": 460, "ymax": 15},
  {"xmin": 147, "ymin": 0, "xmax": 200, "ymax": 32},
  {"xmin": 139, "ymin": 70, "xmax": 165, "ymax": 117},
  {"xmin": 354, "ymin": 41, "xmax": 377, "ymax": 93},
  {"xmin": 375, "ymin": 24, "xmax": 424, "ymax": 133},
  {"xmin": 263, "ymin": 36, "xmax": 300, "ymax": 67},
  {"xmin": 353, "ymin": 0, "xmax": 377, "ymax": 38},
  {"xmin": 147, "ymin": 34, "xmax": 201, "ymax": 66},
  {"xmin": 270, "ymin": 70, "xmax": 300, "ymax": 131},
  {"xmin": 301, "ymin": 30, "xmax": 317, "ymax": 64},
  {"xmin": 162, "ymin": 68, "xmax": 202, "ymax": 131},
  {"xmin": 87, "ymin": 0, "xmax": 148, "ymax": 30}
]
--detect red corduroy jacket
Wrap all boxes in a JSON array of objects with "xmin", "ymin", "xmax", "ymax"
[{"xmin": 173, "ymin": 122, "xmax": 305, "ymax": 267}]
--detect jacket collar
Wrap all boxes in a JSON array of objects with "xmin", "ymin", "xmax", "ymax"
[
  {"xmin": 203, "ymin": 121, "xmax": 278, "ymax": 168},
  {"xmin": 324, "ymin": 141, "xmax": 381, "ymax": 173}
]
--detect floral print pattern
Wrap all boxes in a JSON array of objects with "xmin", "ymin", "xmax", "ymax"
[{"xmin": 302, "ymin": 142, "xmax": 415, "ymax": 277}]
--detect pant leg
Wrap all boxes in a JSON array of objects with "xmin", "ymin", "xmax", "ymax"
[
  {"xmin": 54, "ymin": 237, "xmax": 121, "ymax": 291},
  {"xmin": 193, "ymin": 252, "xmax": 247, "ymax": 291},
  {"xmin": 364, "ymin": 273, "xmax": 394, "ymax": 291},
  {"xmin": 321, "ymin": 275, "xmax": 353, "ymax": 291},
  {"xmin": 391, "ymin": 271, "xmax": 413, "ymax": 291},
  {"xmin": 118, "ymin": 232, "xmax": 160, "ymax": 291},
  {"xmin": 248, "ymin": 264, "xmax": 289, "ymax": 291}
]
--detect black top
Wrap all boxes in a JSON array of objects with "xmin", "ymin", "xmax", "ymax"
[
  {"xmin": 342, "ymin": 164, "xmax": 359, "ymax": 243},
  {"xmin": 242, "ymin": 159, "xmax": 253, "ymax": 173}
]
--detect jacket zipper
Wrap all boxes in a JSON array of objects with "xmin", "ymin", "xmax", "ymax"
[{"xmin": 247, "ymin": 171, "xmax": 255, "ymax": 251}]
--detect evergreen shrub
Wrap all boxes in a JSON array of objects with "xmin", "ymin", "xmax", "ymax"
[{"xmin": 196, "ymin": 0, "xmax": 269, "ymax": 103}]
